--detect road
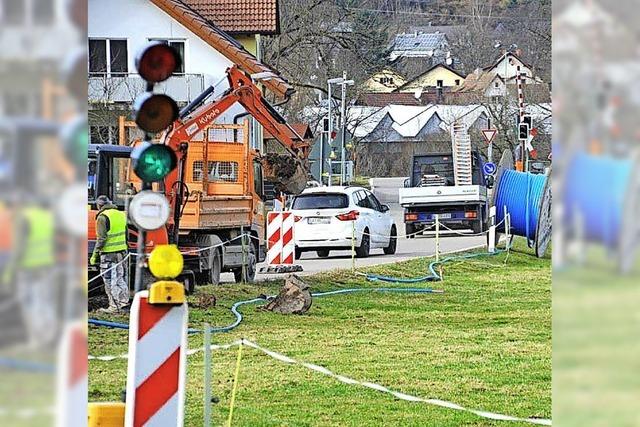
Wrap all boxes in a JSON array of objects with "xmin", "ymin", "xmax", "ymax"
[{"xmin": 245, "ymin": 203, "xmax": 486, "ymax": 281}]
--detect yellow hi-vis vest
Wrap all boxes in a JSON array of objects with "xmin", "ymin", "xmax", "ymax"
[
  {"xmin": 22, "ymin": 207, "xmax": 55, "ymax": 269},
  {"xmin": 99, "ymin": 209, "xmax": 128, "ymax": 253}
]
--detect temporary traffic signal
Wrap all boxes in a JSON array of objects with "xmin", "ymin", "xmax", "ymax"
[
  {"xmin": 135, "ymin": 42, "xmax": 182, "ymax": 83},
  {"xmin": 131, "ymin": 141, "xmax": 177, "ymax": 182},
  {"xmin": 134, "ymin": 92, "xmax": 179, "ymax": 133}
]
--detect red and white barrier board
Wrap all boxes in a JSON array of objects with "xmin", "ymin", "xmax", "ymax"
[
  {"xmin": 56, "ymin": 322, "xmax": 88, "ymax": 427},
  {"xmin": 267, "ymin": 211, "xmax": 295, "ymax": 265},
  {"xmin": 125, "ymin": 291, "xmax": 188, "ymax": 427}
]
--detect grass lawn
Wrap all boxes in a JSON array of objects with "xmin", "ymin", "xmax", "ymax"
[{"xmin": 89, "ymin": 239, "xmax": 551, "ymax": 426}]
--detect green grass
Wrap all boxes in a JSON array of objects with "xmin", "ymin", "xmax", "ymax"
[{"xmin": 89, "ymin": 239, "xmax": 550, "ymax": 426}]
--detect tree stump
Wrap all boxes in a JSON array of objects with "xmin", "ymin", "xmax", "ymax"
[{"xmin": 262, "ymin": 274, "xmax": 312, "ymax": 314}]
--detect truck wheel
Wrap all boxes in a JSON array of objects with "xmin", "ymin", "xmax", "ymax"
[
  {"xmin": 232, "ymin": 252, "xmax": 256, "ymax": 284},
  {"xmin": 208, "ymin": 248, "xmax": 222, "ymax": 285},
  {"xmin": 405, "ymin": 223, "xmax": 415, "ymax": 239},
  {"xmin": 355, "ymin": 229, "xmax": 370, "ymax": 258},
  {"xmin": 316, "ymin": 249, "xmax": 330, "ymax": 258},
  {"xmin": 384, "ymin": 226, "xmax": 397, "ymax": 255},
  {"xmin": 472, "ymin": 220, "xmax": 484, "ymax": 234}
]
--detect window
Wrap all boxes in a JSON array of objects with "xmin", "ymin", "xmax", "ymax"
[
  {"xmin": 365, "ymin": 191, "xmax": 383, "ymax": 211},
  {"xmin": 89, "ymin": 39, "xmax": 128, "ymax": 74},
  {"xmin": 436, "ymin": 80, "xmax": 444, "ymax": 88},
  {"xmin": 33, "ymin": 0, "xmax": 55, "ymax": 25},
  {"xmin": 3, "ymin": 92, "xmax": 32, "ymax": 116},
  {"xmin": 494, "ymin": 81, "xmax": 500, "ymax": 88},
  {"xmin": 2, "ymin": 0, "xmax": 25, "ymax": 25},
  {"xmin": 109, "ymin": 40, "xmax": 128, "ymax": 74},
  {"xmin": 253, "ymin": 161, "xmax": 264, "ymax": 200},
  {"xmin": 356, "ymin": 190, "xmax": 371, "ymax": 209},
  {"xmin": 149, "ymin": 39, "xmax": 185, "ymax": 73},
  {"xmin": 292, "ymin": 193, "xmax": 349, "ymax": 210},
  {"xmin": 455, "ymin": 79, "xmax": 460, "ymax": 85}
]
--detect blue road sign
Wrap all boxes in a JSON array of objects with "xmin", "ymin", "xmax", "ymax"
[{"xmin": 483, "ymin": 162, "xmax": 497, "ymax": 176}]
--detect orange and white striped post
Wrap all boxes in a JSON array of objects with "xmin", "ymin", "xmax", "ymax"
[
  {"xmin": 267, "ymin": 211, "xmax": 294, "ymax": 266},
  {"xmin": 57, "ymin": 322, "xmax": 88, "ymax": 427},
  {"xmin": 124, "ymin": 290, "xmax": 188, "ymax": 427}
]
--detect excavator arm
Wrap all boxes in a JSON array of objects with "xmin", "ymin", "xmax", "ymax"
[{"xmin": 161, "ymin": 65, "xmax": 309, "ymax": 237}]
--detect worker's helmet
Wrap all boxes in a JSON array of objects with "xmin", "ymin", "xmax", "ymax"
[{"xmin": 96, "ymin": 195, "xmax": 111, "ymax": 207}]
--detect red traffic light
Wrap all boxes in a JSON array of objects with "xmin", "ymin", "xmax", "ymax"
[
  {"xmin": 136, "ymin": 42, "xmax": 182, "ymax": 83},
  {"xmin": 134, "ymin": 93, "xmax": 179, "ymax": 133}
]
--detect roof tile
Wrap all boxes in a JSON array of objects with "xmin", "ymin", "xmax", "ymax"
[{"xmin": 182, "ymin": 0, "xmax": 279, "ymax": 34}]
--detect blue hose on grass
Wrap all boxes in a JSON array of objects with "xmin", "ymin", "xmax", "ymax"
[
  {"xmin": 364, "ymin": 249, "xmax": 504, "ymax": 283},
  {"xmin": 495, "ymin": 170, "xmax": 547, "ymax": 243},
  {"xmin": 88, "ymin": 288, "xmax": 441, "ymax": 334}
]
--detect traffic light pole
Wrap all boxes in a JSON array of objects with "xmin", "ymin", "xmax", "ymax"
[{"xmin": 134, "ymin": 181, "xmax": 152, "ymax": 293}]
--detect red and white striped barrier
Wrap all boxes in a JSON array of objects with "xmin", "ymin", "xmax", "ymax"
[
  {"xmin": 267, "ymin": 211, "xmax": 295, "ymax": 265},
  {"xmin": 124, "ymin": 291, "xmax": 188, "ymax": 427},
  {"xmin": 56, "ymin": 322, "xmax": 88, "ymax": 427}
]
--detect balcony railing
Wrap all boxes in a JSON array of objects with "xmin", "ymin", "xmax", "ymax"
[{"xmin": 88, "ymin": 73, "xmax": 207, "ymax": 104}]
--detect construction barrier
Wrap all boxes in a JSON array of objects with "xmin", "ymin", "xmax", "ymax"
[
  {"xmin": 124, "ymin": 291, "xmax": 188, "ymax": 427},
  {"xmin": 56, "ymin": 322, "xmax": 87, "ymax": 427},
  {"xmin": 261, "ymin": 211, "xmax": 302, "ymax": 274}
]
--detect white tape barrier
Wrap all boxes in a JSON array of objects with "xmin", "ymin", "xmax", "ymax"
[
  {"xmin": 0, "ymin": 406, "xmax": 55, "ymax": 418},
  {"xmin": 90, "ymin": 339, "xmax": 551, "ymax": 426}
]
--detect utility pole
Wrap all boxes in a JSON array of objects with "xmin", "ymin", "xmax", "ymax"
[
  {"xmin": 328, "ymin": 74, "xmax": 354, "ymax": 186},
  {"xmin": 327, "ymin": 82, "xmax": 333, "ymax": 187}
]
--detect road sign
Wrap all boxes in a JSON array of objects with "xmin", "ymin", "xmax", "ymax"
[
  {"xmin": 481, "ymin": 129, "xmax": 497, "ymax": 145},
  {"xmin": 483, "ymin": 162, "xmax": 497, "ymax": 176}
]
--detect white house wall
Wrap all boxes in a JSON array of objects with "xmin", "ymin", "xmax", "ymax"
[{"xmin": 88, "ymin": 0, "xmax": 249, "ymax": 139}]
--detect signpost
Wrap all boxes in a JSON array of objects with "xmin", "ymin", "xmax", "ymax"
[
  {"xmin": 483, "ymin": 161, "xmax": 497, "ymax": 176},
  {"xmin": 481, "ymin": 128, "xmax": 497, "ymax": 162}
]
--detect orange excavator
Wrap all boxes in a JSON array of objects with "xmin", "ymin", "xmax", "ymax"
[{"xmin": 88, "ymin": 65, "xmax": 309, "ymax": 286}]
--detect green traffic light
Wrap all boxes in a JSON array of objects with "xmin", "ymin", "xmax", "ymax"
[
  {"xmin": 132, "ymin": 142, "xmax": 177, "ymax": 182},
  {"xmin": 62, "ymin": 117, "xmax": 88, "ymax": 168}
]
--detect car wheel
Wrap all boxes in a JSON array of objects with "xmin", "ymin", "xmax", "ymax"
[
  {"xmin": 384, "ymin": 226, "xmax": 397, "ymax": 255},
  {"xmin": 316, "ymin": 249, "xmax": 330, "ymax": 258},
  {"xmin": 355, "ymin": 229, "xmax": 370, "ymax": 258},
  {"xmin": 295, "ymin": 247, "xmax": 302, "ymax": 260}
]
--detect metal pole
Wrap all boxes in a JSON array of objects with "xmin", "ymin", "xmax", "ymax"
[
  {"xmin": 351, "ymin": 220, "xmax": 356, "ymax": 273},
  {"xmin": 327, "ymin": 83, "xmax": 333, "ymax": 187},
  {"xmin": 340, "ymin": 71, "xmax": 347, "ymax": 186},
  {"xmin": 203, "ymin": 323, "xmax": 212, "ymax": 426},
  {"xmin": 435, "ymin": 214, "xmax": 440, "ymax": 264},
  {"xmin": 241, "ymin": 227, "xmax": 247, "ymax": 283},
  {"xmin": 134, "ymin": 229, "xmax": 146, "ymax": 293},
  {"xmin": 319, "ymin": 126, "xmax": 324, "ymax": 183}
]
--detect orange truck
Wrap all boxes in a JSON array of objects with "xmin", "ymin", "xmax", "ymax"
[{"xmin": 88, "ymin": 65, "xmax": 309, "ymax": 287}]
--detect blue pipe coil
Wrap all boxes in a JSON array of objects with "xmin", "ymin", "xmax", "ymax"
[
  {"xmin": 564, "ymin": 153, "xmax": 632, "ymax": 248},
  {"xmin": 495, "ymin": 170, "xmax": 547, "ymax": 241}
]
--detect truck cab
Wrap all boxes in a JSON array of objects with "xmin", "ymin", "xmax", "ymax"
[{"xmin": 399, "ymin": 151, "xmax": 488, "ymax": 237}]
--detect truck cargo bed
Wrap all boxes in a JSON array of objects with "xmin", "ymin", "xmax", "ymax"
[{"xmin": 399, "ymin": 185, "xmax": 487, "ymax": 206}]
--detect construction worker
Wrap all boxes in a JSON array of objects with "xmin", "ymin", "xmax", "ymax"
[{"xmin": 90, "ymin": 195, "xmax": 129, "ymax": 313}]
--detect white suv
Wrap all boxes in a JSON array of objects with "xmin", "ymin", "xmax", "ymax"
[{"xmin": 290, "ymin": 186, "xmax": 397, "ymax": 259}]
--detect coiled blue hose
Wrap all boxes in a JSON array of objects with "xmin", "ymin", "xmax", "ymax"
[
  {"xmin": 495, "ymin": 170, "xmax": 547, "ymax": 241},
  {"xmin": 564, "ymin": 153, "xmax": 632, "ymax": 247}
]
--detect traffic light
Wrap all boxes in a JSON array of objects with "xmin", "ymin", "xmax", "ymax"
[
  {"xmin": 519, "ymin": 123, "xmax": 529, "ymax": 140},
  {"xmin": 129, "ymin": 42, "xmax": 183, "ymax": 293}
]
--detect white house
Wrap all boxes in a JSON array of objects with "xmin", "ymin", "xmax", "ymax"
[{"xmin": 88, "ymin": 0, "xmax": 291, "ymax": 150}]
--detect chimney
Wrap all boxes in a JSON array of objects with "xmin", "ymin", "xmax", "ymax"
[{"xmin": 514, "ymin": 48, "xmax": 523, "ymax": 57}]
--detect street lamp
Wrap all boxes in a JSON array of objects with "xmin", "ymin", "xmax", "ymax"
[{"xmin": 327, "ymin": 73, "xmax": 354, "ymax": 186}]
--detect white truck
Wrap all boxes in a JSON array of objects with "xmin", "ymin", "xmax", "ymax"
[{"xmin": 399, "ymin": 152, "xmax": 489, "ymax": 237}]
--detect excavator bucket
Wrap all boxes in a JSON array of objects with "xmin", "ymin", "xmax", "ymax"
[{"xmin": 263, "ymin": 153, "xmax": 308, "ymax": 195}]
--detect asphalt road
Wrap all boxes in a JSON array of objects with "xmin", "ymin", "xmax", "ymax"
[{"xmin": 247, "ymin": 203, "xmax": 486, "ymax": 280}]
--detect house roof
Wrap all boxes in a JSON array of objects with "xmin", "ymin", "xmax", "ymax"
[
  {"xmin": 453, "ymin": 71, "xmax": 503, "ymax": 93},
  {"xmin": 183, "ymin": 0, "xmax": 279, "ymax": 35},
  {"xmin": 407, "ymin": 25, "xmax": 466, "ymax": 38},
  {"xmin": 396, "ymin": 63, "xmax": 465, "ymax": 91},
  {"xmin": 149, "ymin": 0, "xmax": 293, "ymax": 98},
  {"xmin": 391, "ymin": 32, "xmax": 448, "ymax": 53},
  {"xmin": 264, "ymin": 123, "xmax": 313, "ymax": 140},
  {"xmin": 483, "ymin": 51, "xmax": 533, "ymax": 73}
]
